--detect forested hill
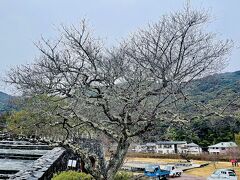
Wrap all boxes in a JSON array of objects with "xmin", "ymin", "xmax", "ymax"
[
  {"xmin": 0, "ymin": 91, "xmax": 14, "ymax": 114},
  {"xmin": 184, "ymin": 70, "xmax": 240, "ymax": 115},
  {"xmin": 184, "ymin": 70, "xmax": 240, "ymax": 146},
  {"xmin": 142, "ymin": 70, "xmax": 240, "ymax": 146},
  {"xmin": 191, "ymin": 70, "xmax": 240, "ymax": 95}
]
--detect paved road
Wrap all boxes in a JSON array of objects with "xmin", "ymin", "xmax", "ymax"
[
  {"xmin": 169, "ymin": 174, "xmax": 206, "ymax": 180},
  {"xmin": 135, "ymin": 174, "xmax": 206, "ymax": 179}
]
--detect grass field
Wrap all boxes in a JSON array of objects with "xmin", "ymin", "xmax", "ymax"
[
  {"xmin": 185, "ymin": 161, "xmax": 240, "ymax": 177},
  {"xmin": 125, "ymin": 157, "xmax": 240, "ymax": 178}
]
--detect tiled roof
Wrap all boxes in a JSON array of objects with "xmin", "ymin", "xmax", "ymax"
[
  {"xmin": 208, "ymin": 142, "xmax": 237, "ymax": 148},
  {"xmin": 187, "ymin": 143, "xmax": 199, "ymax": 147},
  {"xmin": 156, "ymin": 141, "xmax": 187, "ymax": 145},
  {"xmin": 146, "ymin": 143, "xmax": 156, "ymax": 146}
]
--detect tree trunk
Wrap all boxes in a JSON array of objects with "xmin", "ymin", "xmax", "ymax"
[{"xmin": 105, "ymin": 137, "xmax": 130, "ymax": 180}]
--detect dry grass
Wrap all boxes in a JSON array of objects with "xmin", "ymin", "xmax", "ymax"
[
  {"xmin": 125, "ymin": 157, "xmax": 207, "ymax": 165},
  {"xmin": 185, "ymin": 161, "xmax": 240, "ymax": 177},
  {"xmin": 125, "ymin": 157, "xmax": 240, "ymax": 178},
  {"xmin": 125, "ymin": 157, "xmax": 179, "ymax": 164}
]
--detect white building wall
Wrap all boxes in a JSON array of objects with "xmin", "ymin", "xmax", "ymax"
[
  {"xmin": 177, "ymin": 144, "xmax": 188, "ymax": 153},
  {"xmin": 208, "ymin": 147, "xmax": 221, "ymax": 154},
  {"xmin": 156, "ymin": 143, "xmax": 188, "ymax": 154},
  {"xmin": 208, "ymin": 147, "xmax": 237, "ymax": 154},
  {"xmin": 188, "ymin": 146, "xmax": 202, "ymax": 154}
]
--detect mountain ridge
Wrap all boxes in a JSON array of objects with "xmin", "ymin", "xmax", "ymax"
[
  {"xmin": 0, "ymin": 70, "xmax": 239, "ymax": 114},
  {"xmin": 0, "ymin": 91, "xmax": 13, "ymax": 114}
]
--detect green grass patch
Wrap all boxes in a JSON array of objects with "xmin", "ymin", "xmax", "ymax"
[{"xmin": 52, "ymin": 171, "xmax": 93, "ymax": 180}]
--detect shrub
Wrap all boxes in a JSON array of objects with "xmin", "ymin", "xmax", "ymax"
[
  {"xmin": 125, "ymin": 152, "xmax": 237, "ymax": 162},
  {"xmin": 114, "ymin": 171, "xmax": 133, "ymax": 180},
  {"xmin": 52, "ymin": 171, "xmax": 93, "ymax": 180},
  {"xmin": 53, "ymin": 170, "xmax": 134, "ymax": 180}
]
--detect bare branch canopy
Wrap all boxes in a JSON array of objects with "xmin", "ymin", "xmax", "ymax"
[{"xmin": 7, "ymin": 7, "xmax": 232, "ymax": 180}]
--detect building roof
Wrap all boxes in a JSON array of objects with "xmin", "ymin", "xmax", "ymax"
[
  {"xmin": 208, "ymin": 142, "xmax": 238, "ymax": 148},
  {"xmin": 187, "ymin": 143, "xmax": 200, "ymax": 147},
  {"xmin": 146, "ymin": 143, "xmax": 156, "ymax": 146},
  {"xmin": 156, "ymin": 141, "xmax": 187, "ymax": 145}
]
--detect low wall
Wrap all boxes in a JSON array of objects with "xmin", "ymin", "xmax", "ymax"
[
  {"xmin": 0, "ymin": 144, "xmax": 51, "ymax": 150},
  {"xmin": 10, "ymin": 147, "xmax": 68, "ymax": 180}
]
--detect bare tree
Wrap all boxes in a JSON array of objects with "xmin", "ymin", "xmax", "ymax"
[{"xmin": 7, "ymin": 7, "xmax": 232, "ymax": 180}]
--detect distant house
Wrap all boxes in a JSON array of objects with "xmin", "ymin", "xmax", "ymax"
[
  {"xmin": 133, "ymin": 144, "xmax": 147, "ymax": 152},
  {"xmin": 128, "ymin": 143, "xmax": 139, "ymax": 152},
  {"xmin": 145, "ymin": 143, "xmax": 157, "ymax": 153},
  {"xmin": 131, "ymin": 141, "xmax": 204, "ymax": 154},
  {"xmin": 187, "ymin": 143, "xmax": 202, "ymax": 154},
  {"xmin": 133, "ymin": 143, "xmax": 156, "ymax": 153},
  {"xmin": 155, "ymin": 141, "xmax": 188, "ymax": 154},
  {"xmin": 208, "ymin": 142, "xmax": 238, "ymax": 154}
]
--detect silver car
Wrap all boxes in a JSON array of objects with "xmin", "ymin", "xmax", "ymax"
[{"xmin": 207, "ymin": 169, "xmax": 237, "ymax": 180}]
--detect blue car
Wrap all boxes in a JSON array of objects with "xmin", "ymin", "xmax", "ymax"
[{"xmin": 144, "ymin": 165, "xmax": 170, "ymax": 179}]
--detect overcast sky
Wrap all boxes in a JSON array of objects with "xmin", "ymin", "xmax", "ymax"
[{"xmin": 0, "ymin": 0, "xmax": 239, "ymax": 94}]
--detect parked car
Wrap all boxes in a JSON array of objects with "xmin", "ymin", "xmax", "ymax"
[
  {"xmin": 144, "ymin": 165, "xmax": 170, "ymax": 179},
  {"xmin": 207, "ymin": 169, "xmax": 237, "ymax": 180},
  {"xmin": 163, "ymin": 165, "xmax": 183, "ymax": 177}
]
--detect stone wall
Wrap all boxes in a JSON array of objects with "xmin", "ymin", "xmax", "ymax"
[{"xmin": 10, "ymin": 147, "xmax": 68, "ymax": 180}]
